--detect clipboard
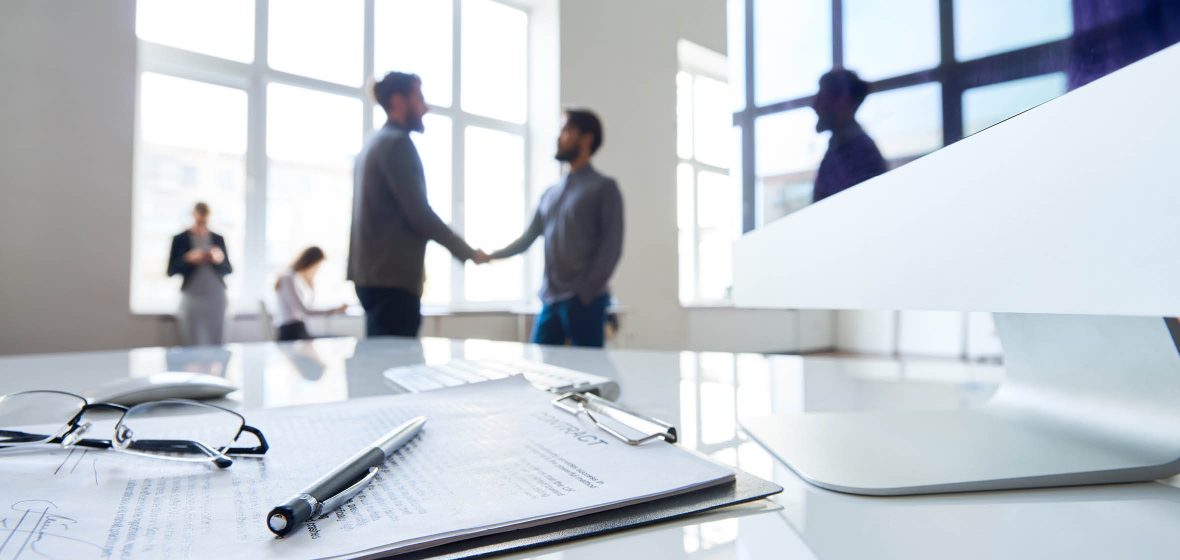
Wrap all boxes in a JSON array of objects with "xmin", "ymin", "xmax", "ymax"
[
  {"xmin": 395, "ymin": 467, "xmax": 781, "ymax": 560},
  {"xmin": 551, "ymin": 391, "xmax": 677, "ymax": 445},
  {"xmin": 391, "ymin": 389, "xmax": 784, "ymax": 560}
]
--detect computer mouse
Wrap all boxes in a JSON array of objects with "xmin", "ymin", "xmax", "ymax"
[{"xmin": 82, "ymin": 372, "xmax": 238, "ymax": 406}]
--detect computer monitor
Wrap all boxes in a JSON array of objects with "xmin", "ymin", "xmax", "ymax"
[{"xmin": 733, "ymin": 42, "xmax": 1180, "ymax": 494}]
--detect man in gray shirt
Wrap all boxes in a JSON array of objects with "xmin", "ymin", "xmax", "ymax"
[
  {"xmin": 490, "ymin": 109, "xmax": 624, "ymax": 347},
  {"xmin": 348, "ymin": 72, "xmax": 488, "ymax": 337}
]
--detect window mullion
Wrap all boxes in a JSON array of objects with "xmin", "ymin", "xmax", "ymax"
[
  {"xmin": 741, "ymin": 0, "xmax": 756, "ymax": 232},
  {"xmin": 138, "ymin": 43, "xmax": 252, "ymax": 89},
  {"xmin": 831, "ymin": 0, "xmax": 843, "ymax": 68},
  {"xmin": 938, "ymin": 0, "xmax": 963, "ymax": 145},
  {"xmin": 521, "ymin": 4, "xmax": 533, "ymax": 306},
  {"xmin": 243, "ymin": 0, "xmax": 270, "ymax": 315},
  {"xmin": 363, "ymin": 0, "xmax": 375, "ymax": 124},
  {"xmin": 696, "ymin": 162, "xmax": 730, "ymax": 176},
  {"xmin": 692, "ymin": 162, "xmax": 703, "ymax": 303},
  {"xmin": 261, "ymin": 68, "xmax": 367, "ymax": 99},
  {"xmin": 688, "ymin": 75, "xmax": 702, "ymax": 302},
  {"xmin": 451, "ymin": 0, "xmax": 465, "ymax": 305},
  {"xmin": 460, "ymin": 113, "xmax": 528, "ymax": 134}
]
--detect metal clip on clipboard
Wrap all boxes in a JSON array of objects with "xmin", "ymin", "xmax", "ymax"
[{"xmin": 552, "ymin": 392, "xmax": 678, "ymax": 446}]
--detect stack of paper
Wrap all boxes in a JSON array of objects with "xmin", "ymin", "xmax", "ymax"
[{"xmin": 0, "ymin": 376, "xmax": 734, "ymax": 559}]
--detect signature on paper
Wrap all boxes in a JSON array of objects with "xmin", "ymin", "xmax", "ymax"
[
  {"xmin": 0, "ymin": 500, "xmax": 102, "ymax": 560},
  {"xmin": 52, "ymin": 448, "xmax": 102, "ymax": 486}
]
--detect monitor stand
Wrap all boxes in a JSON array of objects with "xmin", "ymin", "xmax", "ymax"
[{"xmin": 741, "ymin": 313, "xmax": 1180, "ymax": 495}]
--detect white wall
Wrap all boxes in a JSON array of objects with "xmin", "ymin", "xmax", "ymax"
[
  {"xmin": 0, "ymin": 0, "xmax": 831, "ymax": 356},
  {"xmin": 0, "ymin": 1, "xmax": 162, "ymax": 354},
  {"xmin": 835, "ymin": 310, "xmax": 897, "ymax": 355}
]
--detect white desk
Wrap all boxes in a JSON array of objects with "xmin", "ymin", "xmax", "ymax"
[{"xmin": 2, "ymin": 337, "xmax": 1178, "ymax": 559}]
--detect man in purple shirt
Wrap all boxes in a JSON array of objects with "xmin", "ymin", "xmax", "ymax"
[
  {"xmin": 489, "ymin": 109, "xmax": 624, "ymax": 347},
  {"xmin": 811, "ymin": 69, "xmax": 888, "ymax": 203}
]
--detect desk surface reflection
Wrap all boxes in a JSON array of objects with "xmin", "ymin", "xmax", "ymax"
[{"xmin": 1, "ymin": 336, "xmax": 1176, "ymax": 559}]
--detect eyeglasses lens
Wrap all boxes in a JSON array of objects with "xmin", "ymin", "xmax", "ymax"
[
  {"xmin": 114, "ymin": 400, "xmax": 244, "ymax": 463},
  {"xmin": 0, "ymin": 392, "xmax": 87, "ymax": 447}
]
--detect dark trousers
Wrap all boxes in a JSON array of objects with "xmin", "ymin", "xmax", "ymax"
[
  {"xmin": 531, "ymin": 293, "xmax": 610, "ymax": 348},
  {"xmin": 277, "ymin": 321, "xmax": 312, "ymax": 341},
  {"xmin": 356, "ymin": 286, "xmax": 422, "ymax": 337}
]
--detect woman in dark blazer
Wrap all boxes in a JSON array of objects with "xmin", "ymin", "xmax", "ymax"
[{"xmin": 167, "ymin": 202, "xmax": 232, "ymax": 346}]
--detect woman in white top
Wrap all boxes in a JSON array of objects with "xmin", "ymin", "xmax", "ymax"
[{"xmin": 274, "ymin": 247, "xmax": 347, "ymax": 341}]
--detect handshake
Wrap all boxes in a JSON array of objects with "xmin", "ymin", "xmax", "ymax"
[{"xmin": 471, "ymin": 249, "xmax": 495, "ymax": 265}]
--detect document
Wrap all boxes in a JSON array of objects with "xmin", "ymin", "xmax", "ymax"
[{"xmin": 0, "ymin": 377, "xmax": 733, "ymax": 559}]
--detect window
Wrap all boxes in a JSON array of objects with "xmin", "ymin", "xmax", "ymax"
[
  {"xmin": 135, "ymin": 0, "xmax": 254, "ymax": 63},
  {"xmin": 857, "ymin": 82, "xmax": 943, "ymax": 160},
  {"xmin": 131, "ymin": 73, "xmax": 248, "ymax": 313},
  {"xmin": 962, "ymin": 73, "xmax": 1067, "ymax": 136},
  {"xmin": 461, "ymin": 0, "xmax": 529, "ymax": 124},
  {"xmin": 463, "ymin": 127, "xmax": 526, "ymax": 302},
  {"xmin": 954, "ymin": 0, "xmax": 1072, "ymax": 61},
  {"xmin": 375, "ymin": 1, "xmax": 454, "ymax": 106},
  {"xmin": 733, "ymin": 0, "xmax": 1086, "ymax": 229},
  {"xmin": 268, "ymin": 0, "xmax": 364, "ymax": 85},
  {"xmin": 753, "ymin": 0, "xmax": 831, "ymax": 106},
  {"xmin": 678, "ymin": 42, "xmax": 739, "ymax": 305},
  {"xmin": 753, "ymin": 108, "xmax": 825, "ymax": 223},
  {"xmin": 132, "ymin": 0, "xmax": 534, "ymax": 315},
  {"xmin": 844, "ymin": 0, "xmax": 940, "ymax": 81},
  {"xmin": 265, "ymin": 85, "xmax": 362, "ymax": 313}
]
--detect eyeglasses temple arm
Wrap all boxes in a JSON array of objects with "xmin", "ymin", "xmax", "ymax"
[
  {"xmin": 226, "ymin": 424, "xmax": 268, "ymax": 456},
  {"xmin": 0, "ymin": 430, "xmax": 113, "ymax": 449}
]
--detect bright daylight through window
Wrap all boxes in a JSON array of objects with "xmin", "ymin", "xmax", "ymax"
[
  {"xmin": 131, "ymin": 0, "xmax": 532, "ymax": 315},
  {"xmin": 677, "ymin": 42, "xmax": 739, "ymax": 305}
]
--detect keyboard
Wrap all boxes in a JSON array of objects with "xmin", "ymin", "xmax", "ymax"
[{"xmin": 383, "ymin": 358, "xmax": 621, "ymax": 401}]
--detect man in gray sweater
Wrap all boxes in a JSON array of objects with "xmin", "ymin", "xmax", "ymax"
[
  {"xmin": 348, "ymin": 72, "xmax": 488, "ymax": 337},
  {"xmin": 490, "ymin": 109, "xmax": 624, "ymax": 347}
]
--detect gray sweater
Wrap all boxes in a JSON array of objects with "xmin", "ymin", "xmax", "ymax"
[
  {"xmin": 492, "ymin": 165, "xmax": 624, "ymax": 304},
  {"xmin": 348, "ymin": 122, "xmax": 474, "ymax": 295}
]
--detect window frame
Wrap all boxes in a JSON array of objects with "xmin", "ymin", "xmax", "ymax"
[
  {"xmin": 677, "ymin": 42, "xmax": 736, "ymax": 306},
  {"xmin": 735, "ymin": 0, "xmax": 1074, "ymax": 231},
  {"xmin": 132, "ymin": 0, "xmax": 536, "ymax": 315}
]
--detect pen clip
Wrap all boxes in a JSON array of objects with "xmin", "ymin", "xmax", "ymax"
[{"xmin": 318, "ymin": 466, "xmax": 379, "ymax": 514}]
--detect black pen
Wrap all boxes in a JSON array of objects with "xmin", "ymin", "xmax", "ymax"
[{"xmin": 267, "ymin": 415, "xmax": 426, "ymax": 537}]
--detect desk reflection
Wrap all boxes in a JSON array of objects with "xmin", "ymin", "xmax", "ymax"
[
  {"xmin": 10, "ymin": 338, "xmax": 1177, "ymax": 559},
  {"xmin": 165, "ymin": 346, "xmax": 231, "ymax": 377}
]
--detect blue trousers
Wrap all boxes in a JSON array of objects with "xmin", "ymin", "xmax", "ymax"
[{"xmin": 531, "ymin": 294, "xmax": 610, "ymax": 347}]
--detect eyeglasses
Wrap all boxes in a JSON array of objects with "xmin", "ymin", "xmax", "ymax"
[{"xmin": 0, "ymin": 390, "xmax": 268, "ymax": 468}]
